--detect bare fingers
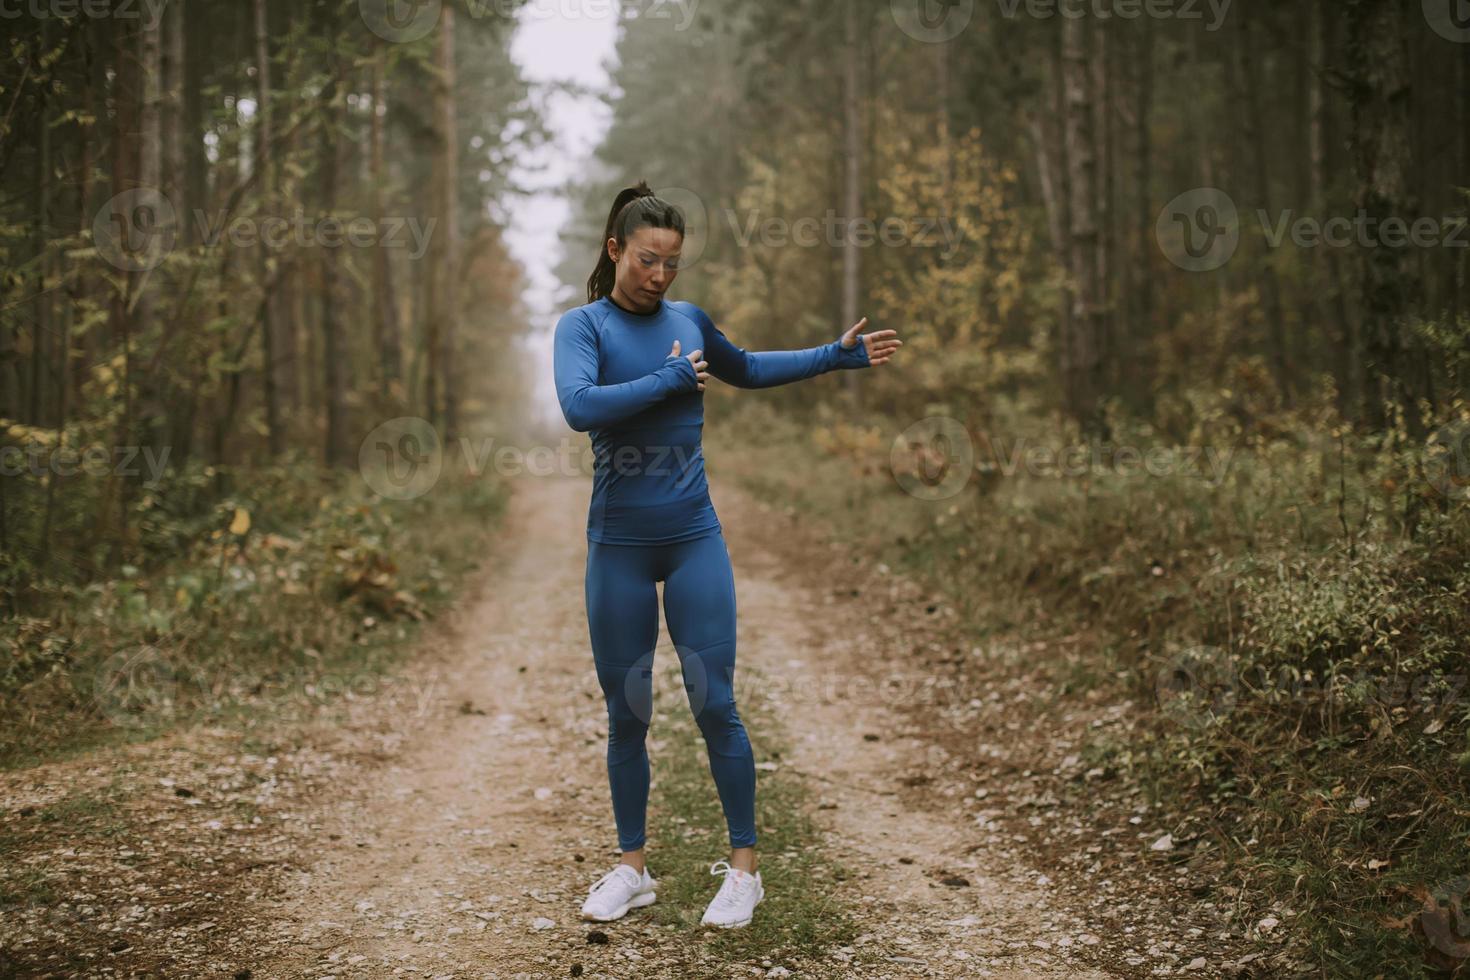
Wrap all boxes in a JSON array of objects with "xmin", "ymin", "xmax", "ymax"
[{"xmin": 866, "ymin": 336, "xmax": 903, "ymax": 365}]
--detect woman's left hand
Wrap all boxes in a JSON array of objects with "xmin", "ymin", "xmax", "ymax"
[{"xmin": 840, "ymin": 317, "xmax": 903, "ymax": 366}]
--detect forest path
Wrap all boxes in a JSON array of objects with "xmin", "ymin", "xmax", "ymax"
[
  {"xmin": 248, "ymin": 475, "xmax": 1109, "ymax": 978},
  {"xmin": 1, "ymin": 473, "xmax": 1114, "ymax": 979}
]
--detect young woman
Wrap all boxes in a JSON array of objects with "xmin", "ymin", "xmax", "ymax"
[{"xmin": 553, "ymin": 181, "xmax": 903, "ymax": 928}]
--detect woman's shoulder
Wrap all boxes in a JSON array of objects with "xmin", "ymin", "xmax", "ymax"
[
  {"xmin": 556, "ymin": 298, "xmax": 609, "ymax": 334},
  {"xmin": 666, "ymin": 300, "xmax": 713, "ymax": 332}
]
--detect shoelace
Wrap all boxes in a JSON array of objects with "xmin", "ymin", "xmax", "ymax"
[
  {"xmin": 708, "ymin": 860, "xmax": 756, "ymax": 910},
  {"xmin": 589, "ymin": 865, "xmax": 642, "ymax": 895}
]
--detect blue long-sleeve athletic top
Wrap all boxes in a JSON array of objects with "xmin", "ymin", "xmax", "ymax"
[{"xmin": 553, "ymin": 295, "xmax": 871, "ymax": 545}]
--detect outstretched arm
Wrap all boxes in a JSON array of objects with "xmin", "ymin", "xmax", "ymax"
[
  {"xmin": 553, "ymin": 309, "xmax": 696, "ymax": 432},
  {"xmin": 675, "ymin": 302, "xmax": 869, "ymax": 389}
]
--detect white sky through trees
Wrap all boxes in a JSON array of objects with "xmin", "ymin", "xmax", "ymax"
[{"xmin": 505, "ymin": 6, "xmax": 617, "ymax": 432}]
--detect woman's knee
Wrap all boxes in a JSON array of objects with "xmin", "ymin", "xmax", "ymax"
[
  {"xmin": 689, "ymin": 682, "xmax": 742, "ymax": 735},
  {"xmin": 605, "ymin": 692, "xmax": 650, "ymax": 747},
  {"xmin": 597, "ymin": 653, "xmax": 655, "ymax": 734}
]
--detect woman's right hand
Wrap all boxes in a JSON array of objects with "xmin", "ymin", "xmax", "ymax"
[{"xmin": 669, "ymin": 339, "xmax": 708, "ymax": 391}]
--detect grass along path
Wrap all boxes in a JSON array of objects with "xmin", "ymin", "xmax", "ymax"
[{"xmin": 2, "ymin": 472, "xmax": 1115, "ymax": 978}]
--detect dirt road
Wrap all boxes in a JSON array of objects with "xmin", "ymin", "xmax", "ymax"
[{"xmin": 2, "ymin": 474, "xmax": 1115, "ymax": 978}]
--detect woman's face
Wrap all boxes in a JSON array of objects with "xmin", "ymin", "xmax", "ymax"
[{"xmin": 609, "ymin": 225, "xmax": 682, "ymax": 305}]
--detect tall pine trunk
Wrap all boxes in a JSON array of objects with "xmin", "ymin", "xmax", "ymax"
[
  {"xmin": 254, "ymin": 0, "xmax": 284, "ymax": 456},
  {"xmin": 1062, "ymin": 15, "xmax": 1105, "ymax": 438},
  {"xmin": 371, "ymin": 42, "xmax": 403, "ymax": 402},
  {"xmin": 840, "ymin": 0, "xmax": 862, "ymax": 406},
  {"xmin": 1346, "ymin": 0, "xmax": 1421, "ymax": 437}
]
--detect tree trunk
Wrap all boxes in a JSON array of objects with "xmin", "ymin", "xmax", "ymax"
[
  {"xmin": 1235, "ymin": 9, "xmax": 1292, "ymax": 407},
  {"xmin": 1093, "ymin": 20, "xmax": 1113, "ymax": 394},
  {"xmin": 107, "ymin": 14, "xmax": 160, "ymax": 568},
  {"xmin": 840, "ymin": 0, "xmax": 862, "ymax": 406},
  {"xmin": 934, "ymin": 26, "xmax": 952, "ymax": 196},
  {"xmin": 182, "ymin": 0, "xmax": 206, "ymax": 243},
  {"xmin": 1346, "ymin": 0, "xmax": 1421, "ymax": 436},
  {"xmin": 320, "ymin": 75, "xmax": 348, "ymax": 467},
  {"xmin": 254, "ymin": 0, "xmax": 284, "ymax": 456},
  {"xmin": 1311, "ymin": 0, "xmax": 1358, "ymax": 420},
  {"xmin": 1061, "ymin": 15, "xmax": 1104, "ymax": 438},
  {"xmin": 1132, "ymin": 16, "xmax": 1154, "ymax": 401},
  {"xmin": 439, "ymin": 8, "xmax": 461, "ymax": 443},
  {"xmin": 30, "ymin": 22, "xmax": 53, "ymax": 428},
  {"xmin": 161, "ymin": 0, "xmax": 183, "ymax": 210},
  {"xmin": 425, "ymin": 8, "xmax": 462, "ymax": 441},
  {"xmin": 371, "ymin": 42, "xmax": 403, "ymax": 402}
]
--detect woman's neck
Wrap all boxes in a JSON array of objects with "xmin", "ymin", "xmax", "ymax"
[{"xmin": 606, "ymin": 286, "xmax": 661, "ymax": 317}]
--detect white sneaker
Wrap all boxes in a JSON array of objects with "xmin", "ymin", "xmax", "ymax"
[
  {"xmin": 699, "ymin": 859, "xmax": 764, "ymax": 928},
  {"xmin": 581, "ymin": 863, "xmax": 657, "ymax": 921}
]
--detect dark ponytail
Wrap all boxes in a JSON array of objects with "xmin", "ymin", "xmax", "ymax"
[{"xmin": 586, "ymin": 180, "xmax": 686, "ymax": 304}]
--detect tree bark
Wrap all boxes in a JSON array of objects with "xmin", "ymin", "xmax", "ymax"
[
  {"xmin": 1093, "ymin": 19, "xmax": 1113, "ymax": 394},
  {"xmin": 320, "ymin": 73, "xmax": 348, "ymax": 467},
  {"xmin": 1346, "ymin": 0, "xmax": 1421, "ymax": 436},
  {"xmin": 254, "ymin": 0, "xmax": 284, "ymax": 456},
  {"xmin": 30, "ymin": 22, "xmax": 52, "ymax": 428},
  {"xmin": 1061, "ymin": 15, "xmax": 1104, "ymax": 438},
  {"xmin": 840, "ymin": 0, "xmax": 862, "ymax": 406},
  {"xmin": 1234, "ymin": 8, "xmax": 1292, "ymax": 407},
  {"xmin": 1310, "ymin": 0, "xmax": 1358, "ymax": 420},
  {"xmin": 426, "ymin": 7, "xmax": 462, "ymax": 442},
  {"xmin": 371, "ymin": 42, "xmax": 403, "ymax": 402},
  {"xmin": 1132, "ymin": 16, "xmax": 1154, "ymax": 400}
]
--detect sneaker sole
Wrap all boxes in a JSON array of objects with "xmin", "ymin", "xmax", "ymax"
[{"xmin": 582, "ymin": 889, "xmax": 656, "ymax": 922}]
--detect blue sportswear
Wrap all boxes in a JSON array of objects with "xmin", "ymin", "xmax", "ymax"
[{"xmin": 553, "ymin": 295, "xmax": 870, "ymax": 546}]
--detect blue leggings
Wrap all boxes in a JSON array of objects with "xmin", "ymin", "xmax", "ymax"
[{"xmin": 584, "ymin": 530, "xmax": 757, "ymax": 852}]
